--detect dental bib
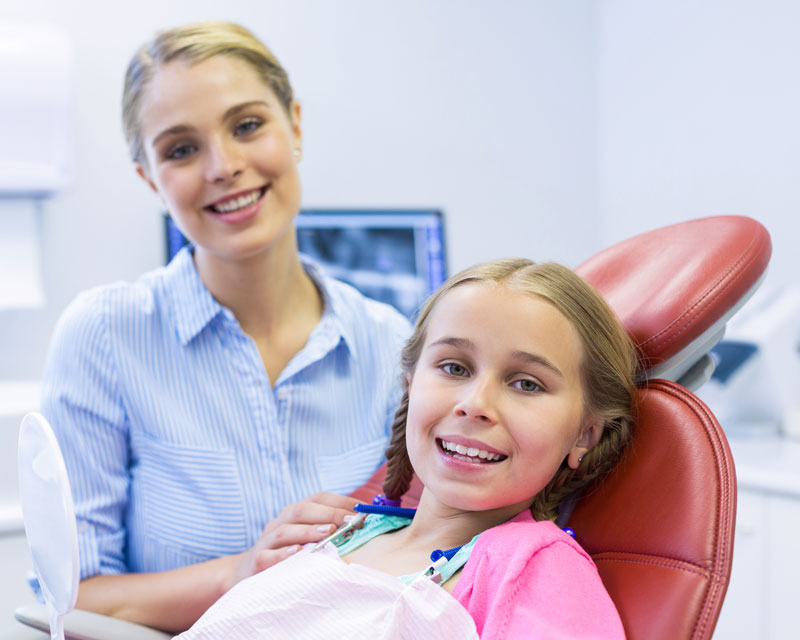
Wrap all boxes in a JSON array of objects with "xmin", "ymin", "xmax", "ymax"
[{"xmin": 176, "ymin": 542, "xmax": 479, "ymax": 639}]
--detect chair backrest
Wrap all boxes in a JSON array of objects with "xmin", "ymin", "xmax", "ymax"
[{"xmin": 352, "ymin": 215, "xmax": 772, "ymax": 640}]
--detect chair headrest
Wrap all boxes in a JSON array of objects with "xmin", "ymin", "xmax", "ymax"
[{"xmin": 576, "ymin": 216, "xmax": 771, "ymax": 389}]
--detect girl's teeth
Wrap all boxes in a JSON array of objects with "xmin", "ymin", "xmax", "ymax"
[{"xmin": 440, "ymin": 439, "xmax": 504, "ymax": 462}]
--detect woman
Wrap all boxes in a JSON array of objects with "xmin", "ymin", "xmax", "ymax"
[{"xmin": 40, "ymin": 21, "xmax": 410, "ymax": 632}]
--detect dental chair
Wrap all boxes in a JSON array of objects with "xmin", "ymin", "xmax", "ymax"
[
  {"xmin": 353, "ymin": 215, "xmax": 771, "ymax": 640},
  {"xmin": 15, "ymin": 215, "xmax": 770, "ymax": 640}
]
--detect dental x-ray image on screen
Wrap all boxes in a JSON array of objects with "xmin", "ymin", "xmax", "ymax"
[{"xmin": 165, "ymin": 209, "xmax": 447, "ymax": 319}]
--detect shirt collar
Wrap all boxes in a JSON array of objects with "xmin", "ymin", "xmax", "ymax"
[
  {"xmin": 300, "ymin": 255, "xmax": 359, "ymax": 362},
  {"xmin": 166, "ymin": 247, "xmax": 358, "ymax": 359},
  {"xmin": 167, "ymin": 247, "xmax": 226, "ymax": 346}
]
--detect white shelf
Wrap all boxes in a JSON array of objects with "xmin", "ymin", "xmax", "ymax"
[
  {"xmin": 728, "ymin": 434, "xmax": 800, "ymax": 498},
  {"xmin": 0, "ymin": 503, "xmax": 23, "ymax": 534},
  {"xmin": 0, "ymin": 382, "xmax": 40, "ymax": 417}
]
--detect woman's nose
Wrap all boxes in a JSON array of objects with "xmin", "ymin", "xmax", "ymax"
[
  {"xmin": 205, "ymin": 137, "xmax": 243, "ymax": 183},
  {"xmin": 452, "ymin": 379, "xmax": 498, "ymax": 424}
]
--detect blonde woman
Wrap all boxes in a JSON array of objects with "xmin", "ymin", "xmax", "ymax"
[{"xmin": 39, "ymin": 21, "xmax": 410, "ymax": 632}]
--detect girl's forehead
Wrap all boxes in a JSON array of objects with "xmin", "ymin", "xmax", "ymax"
[{"xmin": 424, "ymin": 283, "xmax": 584, "ymax": 371}]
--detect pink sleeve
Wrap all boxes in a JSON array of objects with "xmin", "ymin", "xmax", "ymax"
[{"xmin": 454, "ymin": 520, "xmax": 625, "ymax": 639}]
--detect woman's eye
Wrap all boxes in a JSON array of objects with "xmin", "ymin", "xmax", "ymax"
[
  {"xmin": 442, "ymin": 363, "xmax": 469, "ymax": 377},
  {"xmin": 513, "ymin": 379, "xmax": 542, "ymax": 393},
  {"xmin": 165, "ymin": 143, "xmax": 196, "ymax": 161},
  {"xmin": 234, "ymin": 118, "xmax": 263, "ymax": 136}
]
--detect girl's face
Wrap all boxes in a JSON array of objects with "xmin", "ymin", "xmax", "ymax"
[
  {"xmin": 405, "ymin": 283, "xmax": 600, "ymax": 517},
  {"xmin": 137, "ymin": 55, "xmax": 302, "ymax": 262}
]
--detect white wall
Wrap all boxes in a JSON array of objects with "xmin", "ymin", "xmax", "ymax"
[
  {"xmin": 0, "ymin": 0, "xmax": 600, "ymax": 381},
  {"xmin": 598, "ymin": 0, "xmax": 800, "ymax": 291}
]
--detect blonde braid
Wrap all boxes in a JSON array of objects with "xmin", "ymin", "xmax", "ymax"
[
  {"xmin": 382, "ymin": 390, "xmax": 414, "ymax": 501},
  {"xmin": 530, "ymin": 414, "xmax": 633, "ymax": 521}
]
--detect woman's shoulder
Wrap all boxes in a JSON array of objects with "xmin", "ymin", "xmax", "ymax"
[
  {"xmin": 55, "ymin": 265, "xmax": 173, "ymax": 338},
  {"xmin": 312, "ymin": 267, "xmax": 412, "ymax": 339}
]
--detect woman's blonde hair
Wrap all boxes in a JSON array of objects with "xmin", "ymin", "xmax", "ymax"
[
  {"xmin": 383, "ymin": 258, "xmax": 639, "ymax": 522},
  {"xmin": 122, "ymin": 21, "xmax": 293, "ymax": 165}
]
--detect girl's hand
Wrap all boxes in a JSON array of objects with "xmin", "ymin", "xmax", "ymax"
[{"xmin": 223, "ymin": 492, "xmax": 362, "ymax": 591}]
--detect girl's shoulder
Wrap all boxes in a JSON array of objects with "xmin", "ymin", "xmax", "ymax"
[{"xmin": 474, "ymin": 511, "xmax": 594, "ymax": 568}]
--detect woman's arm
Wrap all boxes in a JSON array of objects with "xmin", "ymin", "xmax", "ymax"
[{"xmin": 76, "ymin": 491, "xmax": 361, "ymax": 633}]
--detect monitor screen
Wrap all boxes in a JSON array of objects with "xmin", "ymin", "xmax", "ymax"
[{"xmin": 164, "ymin": 209, "xmax": 447, "ymax": 319}]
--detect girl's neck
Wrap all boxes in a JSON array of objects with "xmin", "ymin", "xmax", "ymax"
[
  {"xmin": 193, "ymin": 235, "xmax": 320, "ymax": 337},
  {"xmin": 393, "ymin": 490, "xmax": 531, "ymax": 553}
]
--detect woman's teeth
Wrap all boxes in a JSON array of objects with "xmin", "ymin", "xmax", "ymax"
[
  {"xmin": 210, "ymin": 189, "xmax": 263, "ymax": 213},
  {"xmin": 439, "ymin": 439, "xmax": 506, "ymax": 463}
]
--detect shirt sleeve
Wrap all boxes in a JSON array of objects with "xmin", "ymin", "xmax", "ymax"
[
  {"xmin": 39, "ymin": 290, "xmax": 131, "ymax": 581},
  {"xmin": 456, "ymin": 525, "xmax": 626, "ymax": 640}
]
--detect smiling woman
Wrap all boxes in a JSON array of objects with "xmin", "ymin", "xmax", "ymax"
[{"xmin": 37, "ymin": 21, "xmax": 411, "ymax": 633}]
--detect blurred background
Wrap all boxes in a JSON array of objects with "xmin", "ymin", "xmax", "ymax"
[{"xmin": 2, "ymin": 1, "xmax": 799, "ymax": 637}]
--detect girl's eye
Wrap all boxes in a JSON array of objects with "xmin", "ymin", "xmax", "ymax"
[
  {"xmin": 442, "ymin": 363, "xmax": 469, "ymax": 377},
  {"xmin": 234, "ymin": 117, "xmax": 264, "ymax": 136},
  {"xmin": 512, "ymin": 379, "xmax": 542, "ymax": 393},
  {"xmin": 164, "ymin": 143, "xmax": 197, "ymax": 161}
]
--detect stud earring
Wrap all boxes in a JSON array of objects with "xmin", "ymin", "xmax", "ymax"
[
  {"xmin": 293, "ymin": 148, "xmax": 301, "ymax": 159},
  {"xmin": 578, "ymin": 456, "xmax": 583, "ymax": 464}
]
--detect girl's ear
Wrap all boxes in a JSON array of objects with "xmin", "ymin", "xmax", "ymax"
[{"xmin": 567, "ymin": 418, "xmax": 605, "ymax": 469}]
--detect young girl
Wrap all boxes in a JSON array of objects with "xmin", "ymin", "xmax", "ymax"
[
  {"xmin": 178, "ymin": 258, "xmax": 637, "ymax": 639},
  {"xmin": 39, "ymin": 21, "xmax": 410, "ymax": 631}
]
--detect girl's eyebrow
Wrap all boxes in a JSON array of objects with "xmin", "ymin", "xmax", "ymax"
[
  {"xmin": 511, "ymin": 350, "xmax": 564, "ymax": 379},
  {"xmin": 428, "ymin": 336, "xmax": 564, "ymax": 379},
  {"xmin": 428, "ymin": 336, "xmax": 474, "ymax": 350},
  {"xmin": 151, "ymin": 101, "xmax": 272, "ymax": 147}
]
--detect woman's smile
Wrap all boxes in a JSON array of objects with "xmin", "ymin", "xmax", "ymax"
[{"xmin": 137, "ymin": 55, "xmax": 303, "ymax": 261}]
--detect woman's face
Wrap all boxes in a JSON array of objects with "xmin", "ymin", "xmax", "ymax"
[
  {"xmin": 137, "ymin": 55, "xmax": 302, "ymax": 262},
  {"xmin": 405, "ymin": 283, "xmax": 599, "ymax": 518}
]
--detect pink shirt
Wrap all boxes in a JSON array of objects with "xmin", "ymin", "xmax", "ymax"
[{"xmin": 453, "ymin": 510, "xmax": 625, "ymax": 639}]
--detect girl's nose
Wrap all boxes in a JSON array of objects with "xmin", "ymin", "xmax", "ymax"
[
  {"xmin": 205, "ymin": 137, "xmax": 244, "ymax": 183},
  {"xmin": 452, "ymin": 379, "xmax": 498, "ymax": 424}
]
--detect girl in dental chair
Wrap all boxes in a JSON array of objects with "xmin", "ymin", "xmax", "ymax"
[{"xmin": 179, "ymin": 258, "xmax": 637, "ymax": 639}]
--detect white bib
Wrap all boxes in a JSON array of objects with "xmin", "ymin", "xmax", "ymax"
[{"xmin": 177, "ymin": 543, "xmax": 479, "ymax": 639}]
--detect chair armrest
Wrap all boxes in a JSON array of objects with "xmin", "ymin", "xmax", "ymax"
[{"xmin": 14, "ymin": 603, "xmax": 172, "ymax": 640}]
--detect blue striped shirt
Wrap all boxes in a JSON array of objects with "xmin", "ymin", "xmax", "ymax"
[{"xmin": 40, "ymin": 248, "xmax": 411, "ymax": 580}]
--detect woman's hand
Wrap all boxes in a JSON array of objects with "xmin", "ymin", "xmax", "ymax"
[{"xmin": 223, "ymin": 492, "xmax": 362, "ymax": 591}]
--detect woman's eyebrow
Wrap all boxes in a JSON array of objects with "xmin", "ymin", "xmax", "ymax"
[
  {"xmin": 150, "ymin": 101, "xmax": 272, "ymax": 147},
  {"xmin": 152, "ymin": 124, "xmax": 195, "ymax": 147},
  {"xmin": 222, "ymin": 100, "xmax": 271, "ymax": 121}
]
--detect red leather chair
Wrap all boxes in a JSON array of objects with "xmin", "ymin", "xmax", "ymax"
[{"xmin": 353, "ymin": 215, "xmax": 772, "ymax": 640}]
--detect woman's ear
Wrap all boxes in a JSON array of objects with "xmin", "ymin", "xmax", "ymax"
[
  {"xmin": 289, "ymin": 100, "xmax": 302, "ymax": 157},
  {"xmin": 136, "ymin": 164, "xmax": 159, "ymax": 196},
  {"xmin": 567, "ymin": 418, "xmax": 605, "ymax": 469}
]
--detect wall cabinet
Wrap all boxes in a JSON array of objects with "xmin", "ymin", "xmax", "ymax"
[{"xmin": 715, "ymin": 437, "xmax": 800, "ymax": 639}]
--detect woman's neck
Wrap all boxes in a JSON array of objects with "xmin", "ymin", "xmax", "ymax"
[{"xmin": 193, "ymin": 236, "xmax": 320, "ymax": 338}]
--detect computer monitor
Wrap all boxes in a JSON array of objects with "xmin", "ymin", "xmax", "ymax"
[{"xmin": 164, "ymin": 209, "xmax": 447, "ymax": 319}]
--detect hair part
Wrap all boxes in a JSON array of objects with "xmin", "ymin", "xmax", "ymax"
[
  {"xmin": 382, "ymin": 258, "xmax": 639, "ymax": 522},
  {"xmin": 122, "ymin": 20, "xmax": 294, "ymax": 166}
]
